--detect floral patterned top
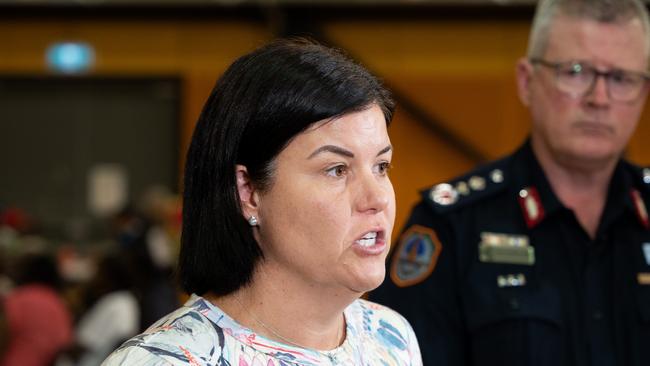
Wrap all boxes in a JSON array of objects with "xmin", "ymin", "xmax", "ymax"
[{"xmin": 102, "ymin": 294, "xmax": 422, "ymax": 366}]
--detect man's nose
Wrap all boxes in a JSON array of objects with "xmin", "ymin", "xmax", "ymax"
[{"xmin": 584, "ymin": 73, "xmax": 611, "ymax": 106}]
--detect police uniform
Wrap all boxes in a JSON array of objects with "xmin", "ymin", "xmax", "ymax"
[{"xmin": 370, "ymin": 141, "xmax": 650, "ymax": 366}]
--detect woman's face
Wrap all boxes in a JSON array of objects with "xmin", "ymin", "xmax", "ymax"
[{"xmin": 254, "ymin": 104, "xmax": 395, "ymax": 294}]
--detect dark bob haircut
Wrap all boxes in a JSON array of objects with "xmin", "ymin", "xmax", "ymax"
[{"xmin": 178, "ymin": 38, "xmax": 394, "ymax": 296}]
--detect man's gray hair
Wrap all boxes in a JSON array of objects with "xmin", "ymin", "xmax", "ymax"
[{"xmin": 527, "ymin": 0, "xmax": 650, "ymax": 61}]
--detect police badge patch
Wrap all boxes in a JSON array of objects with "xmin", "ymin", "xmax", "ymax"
[{"xmin": 390, "ymin": 225, "xmax": 442, "ymax": 287}]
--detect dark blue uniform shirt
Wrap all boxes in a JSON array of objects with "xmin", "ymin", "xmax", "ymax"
[{"xmin": 371, "ymin": 141, "xmax": 650, "ymax": 366}]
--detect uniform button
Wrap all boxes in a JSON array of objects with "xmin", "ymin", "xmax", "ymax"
[{"xmin": 592, "ymin": 311, "xmax": 603, "ymax": 320}]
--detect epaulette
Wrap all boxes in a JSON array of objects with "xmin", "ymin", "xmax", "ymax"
[
  {"xmin": 630, "ymin": 164, "xmax": 650, "ymax": 192},
  {"xmin": 623, "ymin": 162, "xmax": 650, "ymax": 229},
  {"xmin": 422, "ymin": 155, "xmax": 512, "ymax": 214}
]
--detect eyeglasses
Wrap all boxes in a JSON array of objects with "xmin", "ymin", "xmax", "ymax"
[{"xmin": 529, "ymin": 58, "xmax": 650, "ymax": 102}]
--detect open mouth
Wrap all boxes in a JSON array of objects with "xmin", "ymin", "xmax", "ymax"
[{"xmin": 355, "ymin": 230, "xmax": 383, "ymax": 247}]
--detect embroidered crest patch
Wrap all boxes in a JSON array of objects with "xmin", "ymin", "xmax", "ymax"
[{"xmin": 390, "ymin": 225, "xmax": 442, "ymax": 287}]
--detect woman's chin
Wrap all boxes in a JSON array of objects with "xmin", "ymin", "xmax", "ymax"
[{"xmin": 349, "ymin": 267, "xmax": 386, "ymax": 294}]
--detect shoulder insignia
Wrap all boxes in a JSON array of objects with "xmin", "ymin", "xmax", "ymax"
[
  {"xmin": 390, "ymin": 225, "xmax": 442, "ymax": 287},
  {"xmin": 642, "ymin": 168, "xmax": 650, "ymax": 185},
  {"xmin": 630, "ymin": 188, "xmax": 650, "ymax": 229},
  {"xmin": 430, "ymin": 183, "xmax": 458, "ymax": 205},
  {"xmin": 621, "ymin": 163, "xmax": 650, "ymax": 229},
  {"xmin": 518, "ymin": 187, "xmax": 545, "ymax": 228},
  {"xmin": 490, "ymin": 169, "xmax": 504, "ymax": 183},
  {"xmin": 456, "ymin": 181, "xmax": 470, "ymax": 195},
  {"xmin": 627, "ymin": 164, "xmax": 650, "ymax": 189},
  {"xmin": 423, "ymin": 158, "xmax": 511, "ymax": 213},
  {"xmin": 468, "ymin": 175, "xmax": 486, "ymax": 191}
]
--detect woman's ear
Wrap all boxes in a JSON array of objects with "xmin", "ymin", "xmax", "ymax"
[{"xmin": 235, "ymin": 164, "xmax": 259, "ymax": 220}]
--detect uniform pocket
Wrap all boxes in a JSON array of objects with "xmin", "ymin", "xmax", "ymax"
[{"xmin": 462, "ymin": 281, "xmax": 565, "ymax": 366}]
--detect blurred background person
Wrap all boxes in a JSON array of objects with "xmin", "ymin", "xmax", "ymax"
[
  {"xmin": 0, "ymin": 311, "xmax": 7, "ymax": 362},
  {"xmin": 111, "ymin": 201, "xmax": 179, "ymax": 332},
  {"xmin": 0, "ymin": 253, "xmax": 72, "ymax": 366},
  {"xmin": 103, "ymin": 38, "xmax": 422, "ymax": 365},
  {"xmin": 0, "ymin": 248, "xmax": 9, "ymax": 360},
  {"xmin": 57, "ymin": 254, "xmax": 139, "ymax": 366}
]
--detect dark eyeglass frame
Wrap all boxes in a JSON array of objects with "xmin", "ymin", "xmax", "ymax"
[{"xmin": 529, "ymin": 57, "xmax": 650, "ymax": 102}]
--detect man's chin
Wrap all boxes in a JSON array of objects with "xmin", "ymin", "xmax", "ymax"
[{"xmin": 563, "ymin": 143, "xmax": 621, "ymax": 168}]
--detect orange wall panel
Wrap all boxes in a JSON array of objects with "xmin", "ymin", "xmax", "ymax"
[
  {"xmin": 4, "ymin": 16, "xmax": 650, "ymax": 241},
  {"xmin": 0, "ymin": 19, "xmax": 272, "ymax": 187}
]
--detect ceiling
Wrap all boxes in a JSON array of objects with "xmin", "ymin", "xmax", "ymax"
[{"xmin": 0, "ymin": 0, "xmax": 540, "ymax": 5}]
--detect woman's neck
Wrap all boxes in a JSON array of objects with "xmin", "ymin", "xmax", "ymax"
[{"xmin": 207, "ymin": 264, "xmax": 353, "ymax": 351}]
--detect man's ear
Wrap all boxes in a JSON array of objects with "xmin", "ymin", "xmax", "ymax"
[
  {"xmin": 235, "ymin": 164, "xmax": 259, "ymax": 219},
  {"xmin": 516, "ymin": 57, "xmax": 534, "ymax": 107}
]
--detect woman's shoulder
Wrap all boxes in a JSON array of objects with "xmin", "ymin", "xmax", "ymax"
[
  {"xmin": 348, "ymin": 298, "xmax": 413, "ymax": 331},
  {"xmin": 345, "ymin": 298, "xmax": 423, "ymax": 366},
  {"xmin": 102, "ymin": 296, "xmax": 227, "ymax": 366}
]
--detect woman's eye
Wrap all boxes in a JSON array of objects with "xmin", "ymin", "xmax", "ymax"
[
  {"xmin": 375, "ymin": 161, "xmax": 392, "ymax": 176},
  {"xmin": 326, "ymin": 165, "xmax": 347, "ymax": 178}
]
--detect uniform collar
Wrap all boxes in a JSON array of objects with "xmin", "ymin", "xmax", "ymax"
[
  {"xmin": 510, "ymin": 139, "xmax": 646, "ymax": 230},
  {"xmin": 510, "ymin": 140, "xmax": 563, "ymax": 227},
  {"xmin": 616, "ymin": 161, "xmax": 650, "ymax": 230}
]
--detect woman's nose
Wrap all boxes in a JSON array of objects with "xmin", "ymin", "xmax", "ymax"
[{"xmin": 355, "ymin": 171, "xmax": 391, "ymax": 214}]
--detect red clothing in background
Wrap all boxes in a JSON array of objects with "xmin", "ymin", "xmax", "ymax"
[{"xmin": 1, "ymin": 284, "xmax": 72, "ymax": 366}]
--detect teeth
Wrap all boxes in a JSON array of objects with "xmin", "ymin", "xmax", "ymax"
[{"xmin": 356, "ymin": 231, "xmax": 378, "ymax": 247}]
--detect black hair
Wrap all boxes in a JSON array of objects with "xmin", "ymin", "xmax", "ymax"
[
  {"xmin": 178, "ymin": 38, "xmax": 394, "ymax": 296},
  {"xmin": 12, "ymin": 253, "xmax": 62, "ymax": 290}
]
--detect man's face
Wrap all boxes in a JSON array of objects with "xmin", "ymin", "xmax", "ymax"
[{"xmin": 517, "ymin": 15, "xmax": 649, "ymax": 168}]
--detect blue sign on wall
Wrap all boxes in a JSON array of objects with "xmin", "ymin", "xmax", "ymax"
[{"xmin": 46, "ymin": 42, "xmax": 95, "ymax": 74}]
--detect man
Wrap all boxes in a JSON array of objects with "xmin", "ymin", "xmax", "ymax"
[{"xmin": 370, "ymin": 1, "xmax": 650, "ymax": 365}]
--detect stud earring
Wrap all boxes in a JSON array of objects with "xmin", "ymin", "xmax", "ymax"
[{"xmin": 248, "ymin": 216, "xmax": 258, "ymax": 227}]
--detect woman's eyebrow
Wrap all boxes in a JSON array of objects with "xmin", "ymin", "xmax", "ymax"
[
  {"xmin": 377, "ymin": 145, "xmax": 392, "ymax": 157},
  {"xmin": 308, "ymin": 144, "xmax": 392, "ymax": 159},
  {"xmin": 308, "ymin": 145, "xmax": 354, "ymax": 159}
]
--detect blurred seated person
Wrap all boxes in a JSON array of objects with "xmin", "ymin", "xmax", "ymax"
[
  {"xmin": 0, "ymin": 252, "xmax": 12, "ymax": 298},
  {"xmin": 57, "ymin": 254, "xmax": 139, "ymax": 366},
  {"xmin": 0, "ymin": 252, "xmax": 9, "ymax": 360},
  {"xmin": 103, "ymin": 38, "xmax": 422, "ymax": 365},
  {"xmin": 112, "ymin": 206, "xmax": 178, "ymax": 331},
  {"xmin": 0, "ymin": 253, "xmax": 72, "ymax": 366},
  {"xmin": 0, "ymin": 302, "xmax": 9, "ymax": 360},
  {"xmin": 113, "ymin": 205, "xmax": 180, "ymax": 333}
]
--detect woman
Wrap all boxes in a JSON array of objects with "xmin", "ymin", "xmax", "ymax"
[{"xmin": 103, "ymin": 38, "xmax": 422, "ymax": 366}]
